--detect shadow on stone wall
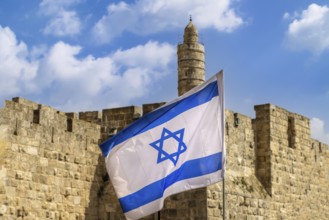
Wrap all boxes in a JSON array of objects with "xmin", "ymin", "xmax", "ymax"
[
  {"xmin": 96, "ymin": 169, "xmax": 127, "ymax": 220},
  {"xmin": 85, "ymin": 155, "xmax": 108, "ymax": 220}
]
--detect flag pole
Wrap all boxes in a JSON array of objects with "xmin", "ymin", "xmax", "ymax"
[
  {"xmin": 222, "ymin": 176, "xmax": 226, "ymax": 220},
  {"xmin": 218, "ymin": 71, "xmax": 225, "ymax": 220}
]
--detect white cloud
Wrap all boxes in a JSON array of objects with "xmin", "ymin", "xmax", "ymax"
[
  {"xmin": 0, "ymin": 26, "xmax": 38, "ymax": 96},
  {"xmin": 92, "ymin": 0, "xmax": 243, "ymax": 44},
  {"xmin": 310, "ymin": 117, "xmax": 329, "ymax": 145},
  {"xmin": 92, "ymin": 2, "xmax": 137, "ymax": 43},
  {"xmin": 112, "ymin": 41, "xmax": 174, "ymax": 69},
  {"xmin": 0, "ymin": 25, "xmax": 175, "ymax": 111},
  {"xmin": 283, "ymin": 12, "xmax": 298, "ymax": 20},
  {"xmin": 35, "ymin": 42, "xmax": 117, "ymax": 109},
  {"xmin": 285, "ymin": 4, "xmax": 329, "ymax": 54},
  {"xmin": 39, "ymin": 0, "xmax": 80, "ymax": 15},
  {"xmin": 43, "ymin": 10, "xmax": 81, "ymax": 36},
  {"xmin": 39, "ymin": 40, "xmax": 175, "ymax": 110},
  {"xmin": 40, "ymin": 0, "xmax": 81, "ymax": 36}
]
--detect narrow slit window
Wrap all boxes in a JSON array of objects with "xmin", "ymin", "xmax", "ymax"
[
  {"xmin": 288, "ymin": 117, "xmax": 296, "ymax": 149},
  {"xmin": 33, "ymin": 109, "xmax": 40, "ymax": 124},
  {"xmin": 67, "ymin": 118, "xmax": 73, "ymax": 132},
  {"xmin": 51, "ymin": 127, "xmax": 54, "ymax": 143}
]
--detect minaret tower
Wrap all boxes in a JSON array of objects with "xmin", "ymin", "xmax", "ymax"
[{"xmin": 177, "ymin": 17, "xmax": 205, "ymax": 96}]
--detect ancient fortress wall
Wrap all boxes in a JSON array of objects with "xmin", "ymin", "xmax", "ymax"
[
  {"xmin": 206, "ymin": 105, "xmax": 329, "ymax": 220},
  {"xmin": 0, "ymin": 97, "xmax": 103, "ymax": 219},
  {"xmin": 0, "ymin": 97, "xmax": 328, "ymax": 219}
]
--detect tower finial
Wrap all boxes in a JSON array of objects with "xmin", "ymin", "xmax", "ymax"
[{"xmin": 189, "ymin": 15, "xmax": 192, "ymax": 22}]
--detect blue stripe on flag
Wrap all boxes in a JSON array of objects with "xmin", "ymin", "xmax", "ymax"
[
  {"xmin": 119, "ymin": 152, "xmax": 223, "ymax": 213},
  {"xmin": 100, "ymin": 81, "xmax": 219, "ymax": 156}
]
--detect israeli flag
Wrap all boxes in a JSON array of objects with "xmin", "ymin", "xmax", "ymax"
[{"xmin": 100, "ymin": 71, "xmax": 225, "ymax": 220}]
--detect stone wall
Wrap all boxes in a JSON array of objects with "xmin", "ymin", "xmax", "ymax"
[
  {"xmin": 100, "ymin": 106, "xmax": 142, "ymax": 141},
  {"xmin": 206, "ymin": 105, "xmax": 329, "ymax": 220},
  {"xmin": 0, "ymin": 98, "xmax": 328, "ymax": 219},
  {"xmin": 0, "ymin": 98, "xmax": 102, "ymax": 219},
  {"xmin": 94, "ymin": 104, "xmax": 329, "ymax": 220}
]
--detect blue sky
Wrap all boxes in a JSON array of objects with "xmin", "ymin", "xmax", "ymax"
[{"xmin": 0, "ymin": 0, "xmax": 328, "ymax": 144}]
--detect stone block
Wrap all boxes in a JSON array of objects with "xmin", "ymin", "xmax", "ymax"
[{"xmin": 0, "ymin": 204, "xmax": 7, "ymax": 216}]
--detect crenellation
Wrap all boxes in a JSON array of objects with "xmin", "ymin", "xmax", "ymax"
[
  {"xmin": 65, "ymin": 112, "xmax": 78, "ymax": 120},
  {"xmin": 100, "ymin": 106, "xmax": 142, "ymax": 141},
  {"xmin": 12, "ymin": 97, "xmax": 39, "ymax": 109},
  {"xmin": 79, "ymin": 111, "xmax": 102, "ymax": 124},
  {"xmin": 142, "ymin": 102, "xmax": 166, "ymax": 115}
]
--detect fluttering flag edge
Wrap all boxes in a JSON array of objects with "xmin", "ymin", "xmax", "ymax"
[{"xmin": 100, "ymin": 73, "xmax": 220, "ymax": 157}]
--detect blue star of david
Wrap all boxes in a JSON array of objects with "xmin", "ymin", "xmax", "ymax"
[{"xmin": 149, "ymin": 127, "xmax": 187, "ymax": 166}]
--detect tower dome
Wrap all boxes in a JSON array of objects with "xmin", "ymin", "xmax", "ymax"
[
  {"xmin": 184, "ymin": 19, "xmax": 198, "ymax": 44},
  {"xmin": 177, "ymin": 18, "xmax": 205, "ymax": 96}
]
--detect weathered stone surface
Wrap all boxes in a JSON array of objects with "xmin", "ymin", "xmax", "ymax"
[
  {"xmin": 0, "ymin": 98, "xmax": 103, "ymax": 220},
  {"xmin": 1, "ymin": 87, "xmax": 329, "ymax": 220}
]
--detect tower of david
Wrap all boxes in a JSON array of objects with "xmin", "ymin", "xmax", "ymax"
[{"xmin": 0, "ymin": 20, "xmax": 328, "ymax": 220}]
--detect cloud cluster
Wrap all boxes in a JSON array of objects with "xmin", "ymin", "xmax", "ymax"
[
  {"xmin": 311, "ymin": 117, "xmax": 329, "ymax": 145},
  {"xmin": 40, "ymin": 0, "xmax": 81, "ymax": 36},
  {"xmin": 285, "ymin": 3, "xmax": 329, "ymax": 54},
  {"xmin": 92, "ymin": 0, "xmax": 243, "ymax": 43},
  {"xmin": 0, "ymin": 26, "xmax": 38, "ymax": 96},
  {"xmin": 0, "ymin": 26, "xmax": 175, "ymax": 111}
]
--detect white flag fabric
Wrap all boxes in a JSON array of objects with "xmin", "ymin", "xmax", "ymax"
[{"xmin": 100, "ymin": 71, "xmax": 225, "ymax": 220}]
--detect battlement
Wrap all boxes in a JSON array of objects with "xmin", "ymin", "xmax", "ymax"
[
  {"xmin": 254, "ymin": 103, "xmax": 328, "ymax": 152},
  {"xmin": 3, "ymin": 97, "xmax": 328, "ymax": 163},
  {"xmin": 1, "ymin": 98, "xmax": 167, "ymax": 144},
  {"xmin": 2, "ymin": 98, "xmax": 100, "ymax": 140},
  {"xmin": 12, "ymin": 97, "xmax": 44, "ymax": 109},
  {"xmin": 79, "ymin": 111, "xmax": 102, "ymax": 125},
  {"xmin": 253, "ymin": 103, "xmax": 328, "ymax": 198},
  {"xmin": 2, "ymin": 97, "xmax": 327, "ymax": 157}
]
